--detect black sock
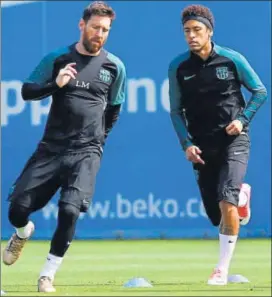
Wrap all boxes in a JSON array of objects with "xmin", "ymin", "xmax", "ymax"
[{"xmin": 49, "ymin": 203, "xmax": 80, "ymax": 257}]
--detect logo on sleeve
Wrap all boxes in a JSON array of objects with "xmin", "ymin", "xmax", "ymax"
[
  {"xmin": 216, "ymin": 67, "xmax": 229, "ymax": 80},
  {"xmin": 184, "ymin": 74, "xmax": 196, "ymax": 81},
  {"xmin": 99, "ymin": 68, "xmax": 112, "ymax": 84}
]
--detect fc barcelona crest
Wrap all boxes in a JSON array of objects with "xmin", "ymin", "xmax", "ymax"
[
  {"xmin": 99, "ymin": 68, "xmax": 111, "ymax": 83},
  {"xmin": 216, "ymin": 67, "xmax": 229, "ymax": 80}
]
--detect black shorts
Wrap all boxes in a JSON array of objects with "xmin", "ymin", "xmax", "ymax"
[
  {"xmin": 8, "ymin": 147, "xmax": 101, "ymax": 213},
  {"xmin": 193, "ymin": 133, "xmax": 250, "ymax": 226}
]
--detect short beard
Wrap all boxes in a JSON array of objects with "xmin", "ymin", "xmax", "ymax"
[{"xmin": 82, "ymin": 39, "xmax": 97, "ymax": 54}]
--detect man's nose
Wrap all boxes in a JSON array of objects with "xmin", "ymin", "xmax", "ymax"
[
  {"xmin": 95, "ymin": 28, "xmax": 103, "ymax": 37},
  {"xmin": 188, "ymin": 31, "xmax": 196, "ymax": 38}
]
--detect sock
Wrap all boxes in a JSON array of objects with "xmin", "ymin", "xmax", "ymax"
[
  {"xmin": 16, "ymin": 221, "xmax": 33, "ymax": 239},
  {"xmin": 217, "ymin": 234, "xmax": 238, "ymax": 273},
  {"xmin": 39, "ymin": 253, "xmax": 63, "ymax": 280}
]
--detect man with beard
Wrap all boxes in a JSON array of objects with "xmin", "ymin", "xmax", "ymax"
[
  {"xmin": 168, "ymin": 5, "xmax": 267, "ymax": 285},
  {"xmin": 3, "ymin": 1, "xmax": 126, "ymax": 292}
]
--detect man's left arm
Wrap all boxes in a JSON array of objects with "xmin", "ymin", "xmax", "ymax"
[
  {"xmin": 104, "ymin": 61, "xmax": 126, "ymax": 139},
  {"xmin": 235, "ymin": 54, "xmax": 268, "ymax": 126}
]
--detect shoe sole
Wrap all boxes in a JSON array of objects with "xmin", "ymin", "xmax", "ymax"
[
  {"xmin": 207, "ymin": 281, "xmax": 227, "ymax": 286},
  {"xmin": 38, "ymin": 287, "xmax": 56, "ymax": 293}
]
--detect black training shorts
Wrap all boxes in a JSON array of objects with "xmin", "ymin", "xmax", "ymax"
[
  {"xmin": 8, "ymin": 146, "xmax": 101, "ymax": 213},
  {"xmin": 193, "ymin": 133, "xmax": 250, "ymax": 226}
]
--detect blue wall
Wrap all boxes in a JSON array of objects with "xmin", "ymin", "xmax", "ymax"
[{"xmin": 1, "ymin": 1, "xmax": 271, "ymax": 239}]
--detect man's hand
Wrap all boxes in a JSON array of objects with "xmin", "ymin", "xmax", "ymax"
[
  {"xmin": 185, "ymin": 145, "xmax": 205, "ymax": 165},
  {"xmin": 226, "ymin": 120, "xmax": 243, "ymax": 135},
  {"xmin": 56, "ymin": 63, "xmax": 77, "ymax": 88}
]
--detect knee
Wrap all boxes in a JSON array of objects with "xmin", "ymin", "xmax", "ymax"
[
  {"xmin": 8, "ymin": 203, "xmax": 32, "ymax": 228},
  {"xmin": 219, "ymin": 200, "xmax": 237, "ymax": 213},
  {"xmin": 58, "ymin": 203, "xmax": 80, "ymax": 224},
  {"xmin": 219, "ymin": 200, "xmax": 238, "ymax": 223}
]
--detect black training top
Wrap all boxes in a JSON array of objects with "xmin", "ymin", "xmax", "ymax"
[
  {"xmin": 22, "ymin": 43, "xmax": 126, "ymax": 153},
  {"xmin": 168, "ymin": 42, "xmax": 267, "ymax": 150}
]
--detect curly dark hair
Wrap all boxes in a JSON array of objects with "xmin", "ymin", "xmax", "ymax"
[
  {"xmin": 181, "ymin": 4, "xmax": 214, "ymax": 29},
  {"xmin": 82, "ymin": 1, "xmax": 116, "ymax": 23}
]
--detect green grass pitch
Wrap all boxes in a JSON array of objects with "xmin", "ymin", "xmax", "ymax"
[{"xmin": 1, "ymin": 239, "xmax": 271, "ymax": 296}]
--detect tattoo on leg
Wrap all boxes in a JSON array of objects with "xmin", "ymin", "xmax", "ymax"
[{"xmin": 219, "ymin": 224, "xmax": 237, "ymax": 235}]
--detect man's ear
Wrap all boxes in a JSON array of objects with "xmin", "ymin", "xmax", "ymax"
[
  {"xmin": 209, "ymin": 29, "xmax": 214, "ymax": 38},
  {"xmin": 79, "ymin": 18, "xmax": 85, "ymax": 32}
]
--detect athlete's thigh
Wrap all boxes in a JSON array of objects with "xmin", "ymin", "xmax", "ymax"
[
  {"xmin": 218, "ymin": 133, "xmax": 250, "ymax": 206},
  {"xmin": 193, "ymin": 153, "xmax": 221, "ymax": 226},
  {"xmin": 60, "ymin": 151, "xmax": 101, "ymax": 212},
  {"xmin": 8, "ymin": 148, "xmax": 61, "ymax": 210}
]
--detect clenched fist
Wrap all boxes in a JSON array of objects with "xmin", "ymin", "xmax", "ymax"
[{"xmin": 226, "ymin": 120, "xmax": 243, "ymax": 135}]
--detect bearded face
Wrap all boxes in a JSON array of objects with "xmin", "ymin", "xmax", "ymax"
[{"xmin": 80, "ymin": 15, "xmax": 111, "ymax": 54}]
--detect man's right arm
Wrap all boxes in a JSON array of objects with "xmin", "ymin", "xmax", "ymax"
[
  {"xmin": 21, "ymin": 52, "xmax": 60, "ymax": 101},
  {"xmin": 104, "ymin": 57, "xmax": 127, "ymax": 140},
  {"xmin": 168, "ymin": 62, "xmax": 193, "ymax": 151}
]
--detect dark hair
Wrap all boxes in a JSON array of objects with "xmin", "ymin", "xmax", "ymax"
[
  {"xmin": 82, "ymin": 1, "xmax": 116, "ymax": 24},
  {"xmin": 181, "ymin": 4, "xmax": 214, "ymax": 29}
]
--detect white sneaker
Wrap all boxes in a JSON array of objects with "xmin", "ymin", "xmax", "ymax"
[
  {"xmin": 238, "ymin": 183, "xmax": 251, "ymax": 226},
  {"xmin": 207, "ymin": 268, "xmax": 228, "ymax": 285},
  {"xmin": 38, "ymin": 276, "xmax": 56, "ymax": 293},
  {"xmin": 2, "ymin": 221, "xmax": 35, "ymax": 265}
]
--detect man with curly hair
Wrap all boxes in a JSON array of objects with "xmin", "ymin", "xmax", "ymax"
[
  {"xmin": 2, "ymin": 1, "xmax": 126, "ymax": 293},
  {"xmin": 168, "ymin": 4, "xmax": 267, "ymax": 285}
]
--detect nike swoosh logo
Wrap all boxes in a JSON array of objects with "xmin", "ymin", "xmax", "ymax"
[
  {"xmin": 233, "ymin": 151, "xmax": 245, "ymax": 155},
  {"xmin": 184, "ymin": 74, "xmax": 196, "ymax": 81}
]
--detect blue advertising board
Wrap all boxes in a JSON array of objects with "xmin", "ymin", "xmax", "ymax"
[{"xmin": 1, "ymin": 1, "xmax": 271, "ymax": 239}]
